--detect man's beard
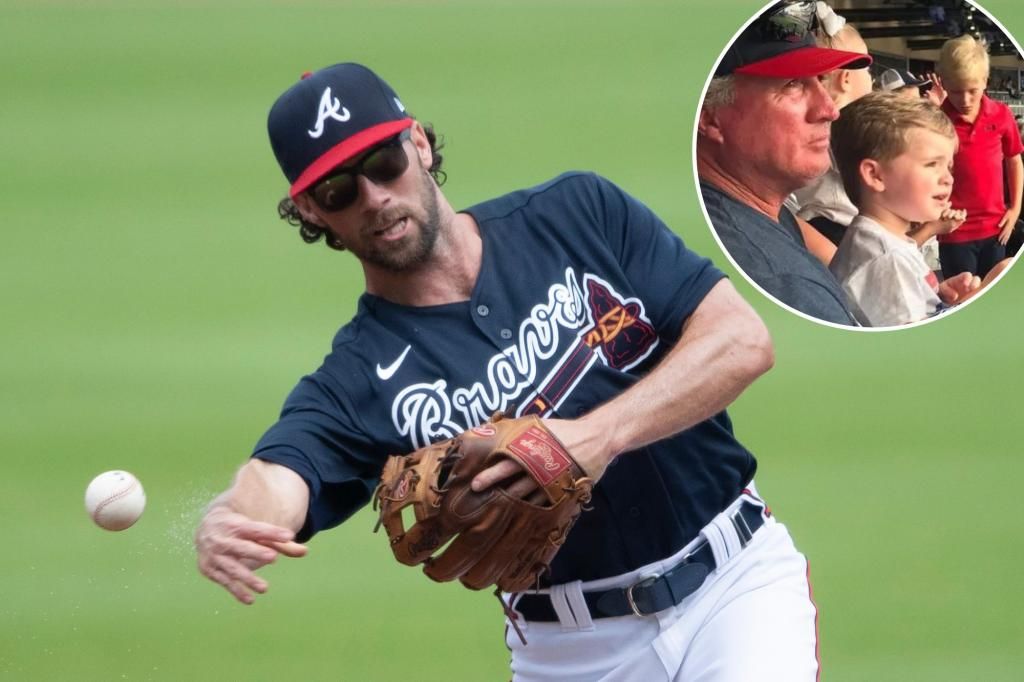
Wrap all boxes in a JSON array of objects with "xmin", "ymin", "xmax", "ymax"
[{"xmin": 352, "ymin": 168, "xmax": 443, "ymax": 273}]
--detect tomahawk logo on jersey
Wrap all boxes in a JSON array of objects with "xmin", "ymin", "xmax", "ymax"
[{"xmin": 390, "ymin": 269, "xmax": 659, "ymax": 447}]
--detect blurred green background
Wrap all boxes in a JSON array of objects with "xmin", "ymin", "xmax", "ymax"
[{"xmin": 2, "ymin": 1, "xmax": 1022, "ymax": 680}]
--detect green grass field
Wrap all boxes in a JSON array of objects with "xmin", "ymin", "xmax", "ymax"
[{"xmin": 3, "ymin": 1, "xmax": 1023, "ymax": 680}]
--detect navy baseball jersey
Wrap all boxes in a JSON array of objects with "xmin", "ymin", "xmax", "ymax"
[{"xmin": 253, "ymin": 172, "xmax": 758, "ymax": 583}]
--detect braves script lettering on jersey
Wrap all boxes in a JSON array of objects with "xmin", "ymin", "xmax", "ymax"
[{"xmin": 253, "ymin": 171, "xmax": 757, "ymax": 581}]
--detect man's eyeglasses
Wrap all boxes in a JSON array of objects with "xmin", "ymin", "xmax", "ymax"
[
  {"xmin": 310, "ymin": 129, "xmax": 412, "ymax": 212},
  {"xmin": 756, "ymin": 1, "xmax": 818, "ymax": 43}
]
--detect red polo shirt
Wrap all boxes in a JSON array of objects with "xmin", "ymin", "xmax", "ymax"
[{"xmin": 940, "ymin": 94, "xmax": 1023, "ymax": 244}]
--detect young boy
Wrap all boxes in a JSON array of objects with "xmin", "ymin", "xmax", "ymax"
[
  {"xmin": 829, "ymin": 92, "xmax": 967, "ymax": 327},
  {"xmin": 936, "ymin": 35, "xmax": 1024, "ymax": 278}
]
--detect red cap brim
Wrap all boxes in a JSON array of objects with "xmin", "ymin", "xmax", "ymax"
[
  {"xmin": 735, "ymin": 46, "xmax": 872, "ymax": 79},
  {"xmin": 290, "ymin": 118, "xmax": 414, "ymax": 198}
]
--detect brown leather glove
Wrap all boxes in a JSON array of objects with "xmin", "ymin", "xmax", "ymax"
[{"xmin": 373, "ymin": 413, "xmax": 593, "ymax": 593}]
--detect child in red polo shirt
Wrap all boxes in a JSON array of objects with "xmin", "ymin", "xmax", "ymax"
[{"xmin": 936, "ymin": 35, "xmax": 1024, "ymax": 278}]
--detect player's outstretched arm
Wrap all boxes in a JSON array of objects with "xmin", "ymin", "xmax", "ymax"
[
  {"xmin": 473, "ymin": 279, "xmax": 772, "ymax": 490},
  {"xmin": 195, "ymin": 459, "xmax": 309, "ymax": 604},
  {"xmin": 558, "ymin": 279, "xmax": 772, "ymax": 476}
]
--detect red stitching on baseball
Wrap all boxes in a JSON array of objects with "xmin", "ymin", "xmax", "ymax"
[{"xmin": 91, "ymin": 479, "xmax": 139, "ymax": 523}]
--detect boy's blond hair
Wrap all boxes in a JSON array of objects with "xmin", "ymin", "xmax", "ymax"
[
  {"xmin": 815, "ymin": 21, "xmax": 863, "ymax": 51},
  {"xmin": 831, "ymin": 91, "xmax": 957, "ymax": 204},
  {"xmin": 936, "ymin": 34, "xmax": 990, "ymax": 85}
]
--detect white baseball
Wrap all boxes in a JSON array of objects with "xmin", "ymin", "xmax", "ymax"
[{"xmin": 85, "ymin": 470, "xmax": 146, "ymax": 531}]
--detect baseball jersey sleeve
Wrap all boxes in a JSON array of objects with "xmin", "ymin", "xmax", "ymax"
[
  {"xmin": 590, "ymin": 175, "xmax": 725, "ymax": 337},
  {"xmin": 251, "ymin": 370, "xmax": 379, "ymax": 541}
]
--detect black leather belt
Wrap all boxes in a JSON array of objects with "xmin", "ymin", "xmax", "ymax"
[{"xmin": 513, "ymin": 499, "xmax": 766, "ymax": 621}]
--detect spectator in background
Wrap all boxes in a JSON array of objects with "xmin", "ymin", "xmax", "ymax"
[
  {"xmin": 936, "ymin": 35, "xmax": 1024, "ymax": 277},
  {"xmin": 879, "ymin": 68, "xmax": 934, "ymax": 100},
  {"xmin": 877, "ymin": 68, "xmax": 948, "ymax": 108},
  {"xmin": 923, "ymin": 71, "xmax": 948, "ymax": 108},
  {"xmin": 785, "ymin": 3, "xmax": 873, "ymax": 252}
]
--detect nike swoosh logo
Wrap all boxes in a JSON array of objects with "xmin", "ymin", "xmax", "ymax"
[{"xmin": 376, "ymin": 345, "xmax": 411, "ymax": 381}]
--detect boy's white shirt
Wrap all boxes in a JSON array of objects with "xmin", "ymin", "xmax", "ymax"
[
  {"xmin": 920, "ymin": 235, "xmax": 941, "ymax": 272},
  {"xmin": 829, "ymin": 214, "xmax": 943, "ymax": 327}
]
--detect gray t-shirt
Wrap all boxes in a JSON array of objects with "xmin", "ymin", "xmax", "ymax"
[
  {"xmin": 829, "ymin": 214, "xmax": 944, "ymax": 327},
  {"xmin": 700, "ymin": 180, "xmax": 857, "ymax": 325}
]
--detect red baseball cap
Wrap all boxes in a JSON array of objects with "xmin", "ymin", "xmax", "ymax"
[{"xmin": 715, "ymin": 2, "xmax": 871, "ymax": 78}]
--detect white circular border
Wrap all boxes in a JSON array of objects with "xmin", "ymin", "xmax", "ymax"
[{"xmin": 690, "ymin": 0, "xmax": 1024, "ymax": 333}]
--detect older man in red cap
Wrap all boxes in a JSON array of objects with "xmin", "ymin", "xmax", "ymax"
[{"xmin": 698, "ymin": 1, "xmax": 871, "ymax": 325}]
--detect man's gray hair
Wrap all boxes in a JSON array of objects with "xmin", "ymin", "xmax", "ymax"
[{"xmin": 702, "ymin": 75, "xmax": 736, "ymax": 110}]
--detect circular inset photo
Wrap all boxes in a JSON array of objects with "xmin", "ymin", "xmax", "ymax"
[{"xmin": 694, "ymin": 0, "xmax": 1024, "ymax": 330}]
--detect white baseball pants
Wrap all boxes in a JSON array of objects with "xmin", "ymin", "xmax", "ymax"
[{"xmin": 505, "ymin": 491, "xmax": 820, "ymax": 681}]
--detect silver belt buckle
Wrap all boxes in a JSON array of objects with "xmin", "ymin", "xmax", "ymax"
[{"xmin": 624, "ymin": 574, "xmax": 660, "ymax": 617}]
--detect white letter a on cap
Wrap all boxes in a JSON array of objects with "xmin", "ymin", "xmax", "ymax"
[{"xmin": 308, "ymin": 87, "xmax": 352, "ymax": 138}]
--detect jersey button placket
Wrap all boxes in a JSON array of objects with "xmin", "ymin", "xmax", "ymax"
[{"xmin": 473, "ymin": 303, "xmax": 510, "ymax": 351}]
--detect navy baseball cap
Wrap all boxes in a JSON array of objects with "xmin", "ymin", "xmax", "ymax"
[
  {"xmin": 268, "ymin": 63, "xmax": 414, "ymax": 199},
  {"xmin": 879, "ymin": 68, "xmax": 934, "ymax": 94},
  {"xmin": 715, "ymin": 1, "xmax": 871, "ymax": 78}
]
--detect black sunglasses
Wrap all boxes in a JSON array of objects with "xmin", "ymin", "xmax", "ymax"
[
  {"xmin": 310, "ymin": 129, "xmax": 412, "ymax": 212},
  {"xmin": 756, "ymin": 1, "xmax": 818, "ymax": 43}
]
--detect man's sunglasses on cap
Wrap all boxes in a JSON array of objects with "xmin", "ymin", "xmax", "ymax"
[
  {"xmin": 715, "ymin": 1, "xmax": 870, "ymax": 78},
  {"xmin": 757, "ymin": 1, "xmax": 817, "ymax": 42},
  {"xmin": 309, "ymin": 129, "xmax": 412, "ymax": 212}
]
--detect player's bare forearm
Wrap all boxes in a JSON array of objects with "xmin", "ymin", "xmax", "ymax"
[
  {"xmin": 550, "ymin": 279, "xmax": 773, "ymax": 479},
  {"xmin": 207, "ymin": 459, "xmax": 309, "ymax": 530},
  {"xmin": 195, "ymin": 459, "xmax": 310, "ymax": 604},
  {"xmin": 472, "ymin": 281, "xmax": 771, "ymax": 491}
]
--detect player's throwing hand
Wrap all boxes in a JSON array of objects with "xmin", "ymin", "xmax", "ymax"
[{"xmin": 195, "ymin": 505, "xmax": 307, "ymax": 604}]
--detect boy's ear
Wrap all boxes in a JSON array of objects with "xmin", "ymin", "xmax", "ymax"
[{"xmin": 859, "ymin": 159, "xmax": 886, "ymax": 193}]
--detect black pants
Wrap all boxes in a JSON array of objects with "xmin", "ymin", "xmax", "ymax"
[{"xmin": 939, "ymin": 236, "xmax": 1006, "ymax": 279}]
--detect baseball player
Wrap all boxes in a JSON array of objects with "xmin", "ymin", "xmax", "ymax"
[{"xmin": 195, "ymin": 62, "xmax": 820, "ymax": 681}]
